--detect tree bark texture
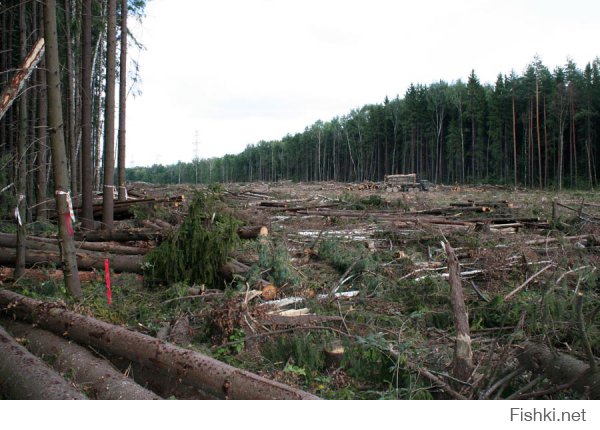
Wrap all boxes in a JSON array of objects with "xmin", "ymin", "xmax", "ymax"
[
  {"xmin": 517, "ymin": 341, "xmax": 599, "ymax": 399},
  {"xmin": 74, "ymin": 227, "xmax": 162, "ymax": 242},
  {"xmin": 15, "ymin": 1, "xmax": 29, "ymax": 280},
  {"xmin": 102, "ymin": 0, "xmax": 117, "ymax": 228},
  {"xmin": 108, "ymin": 356, "xmax": 218, "ymax": 399},
  {"xmin": 444, "ymin": 241, "xmax": 474, "ymax": 382},
  {"xmin": 0, "ymin": 232, "xmax": 148, "ymax": 255},
  {"xmin": 36, "ymin": 2, "xmax": 48, "ymax": 222},
  {"xmin": 44, "ymin": 0, "xmax": 82, "ymax": 299},
  {"xmin": 0, "ymin": 38, "xmax": 45, "ymax": 121},
  {"xmin": 0, "ymin": 247, "xmax": 143, "ymax": 273},
  {"xmin": 3, "ymin": 319, "xmax": 161, "ymax": 400},
  {"xmin": 117, "ymin": 0, "xmax": 128, "ymax": 201},
  {"xmin": 80, "ymin": 0, "xmax": 94, "ymax": 229},
  {"xmin": 0, "ymin": 290, "xmax": 319, "ymax": 400},
  {"xmin": 0, "ymin": 323, "xmax": 86, "ymax": 399}
]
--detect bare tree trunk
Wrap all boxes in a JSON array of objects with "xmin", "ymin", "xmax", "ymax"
[
  {"xmin": 36, "ymin": 2, "xmax": 48, "ymax": 222},
  {"xmin": 80, "ymin": 0, "xmax": 94, "ymax": 229},
  {"xmin": 0, "ymin": 324, "xmax": 86, "ymax": 399},
  {"xmin": 64, "ymin": 0, "xmax": 77, "ymax": 195},
  {"xmin": 536, "ymin": 78, "xmax": 542, "ymax": 188},
  {"xmin": 512, "ymin": 95, "xmax": 517, "ymax": 188},
  {"xmin": 44, "ymin": 0, "xmax": 82, "ymax": 300},
  {"xmin": 103, "ymin": 0, "xmax": 117, "ymax": 227},
  {"xmin": 444, "ymin": 241, "xmax": 474, "ymax": 382},
  {"xmin": 15, "ymin": 1, "xmax": 28, "ymax": 280},
  {"xmin": 117, "ymin": 0, "xmax": 128, "ymax": 201}
]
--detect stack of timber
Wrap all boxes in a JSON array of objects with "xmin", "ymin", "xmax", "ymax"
[{"xmin": 384, "ymin": 174, "xmax": 417, "ymax": 192}]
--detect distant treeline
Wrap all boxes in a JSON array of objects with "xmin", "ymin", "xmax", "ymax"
[{"xmin": 127, "ymin": 58, "xmax": 600, "ymax": 189}]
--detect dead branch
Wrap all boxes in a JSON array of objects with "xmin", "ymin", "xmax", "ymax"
[{"xmin": 504, "ymin": 263, "xmax": 554, "ymax": 301}]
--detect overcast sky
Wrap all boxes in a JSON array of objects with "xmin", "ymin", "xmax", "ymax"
[{"xmin": 126, "ymin": 0, "xmax": 600, "ymax": 167}]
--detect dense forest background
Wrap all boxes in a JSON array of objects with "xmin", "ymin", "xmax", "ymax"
[
  {"xmin": 1, "ymin": 0, "xmax": 148, "ymax": 226},
  {"xmin": 128, "ymin": 58, "xmax": 600, "ymax": 190}
]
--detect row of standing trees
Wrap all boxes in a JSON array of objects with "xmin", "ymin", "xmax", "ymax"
[
  {"xmin": 128, "ymin": 58, "xmax": 600, "ymax": 190},
  {"xmin": 0, "ymin": 0, "xmax": 147, "ymax": 298}
]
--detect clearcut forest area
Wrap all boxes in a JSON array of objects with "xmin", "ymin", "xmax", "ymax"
[
  {"xmin": 1, "ymin": 180, "xmax": 599, "ymax": 400},
  {"xmin": 1, "ymin": 0, "xmax": 600, "ymax": 401}
]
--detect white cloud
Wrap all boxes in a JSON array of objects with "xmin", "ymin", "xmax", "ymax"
[{"xmin": 126, "ymin": 0, "xmax": 600, "ymax": 166}]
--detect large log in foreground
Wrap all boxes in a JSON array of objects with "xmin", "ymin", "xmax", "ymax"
[
  {"xmin": 0, "ymin": 290, "xmax": 319, "ymax": 400},
  {"xmin": 0, "ymin": 323, "xmax": 86, "ymax": 399},
  {"xmin": 3, "ymin": 319, "xmax": 161, "ymax": 400},
  {"xmin": 517, "ymin": 341, "xmax": 600, "ymax": 399}
]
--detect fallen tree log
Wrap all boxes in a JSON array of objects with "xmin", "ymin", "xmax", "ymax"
[
  {"xmin": 74, "ymin": 228, "xmax": 162, "ymax": 242},
  {"xmin": 0, "ymin": 267, "xmax": 140, "ymax": 284},
  {"xmin": 220, "ymin": 258, "xmax": 276, "ymax": 294},
  {"xmin": 0, "ymin": 290, "xmax": 319, "ymax": 400},
  {"xmin": 237, "ymin": 225, "xmax": 269, "ymax": 239},
  {"xmin": 89, "ymin": 196, "xmax": 184, "ymax": 219},
  {"xmin": 3, "ymin": 319, "xmax": 160, "ymax": 400},
  {"xmin": 0, "ymin": 323, "xmax": 86, "ymax": 399},
  {"xmin": 0, "ymin": 247, "xmax": 143, "ymax": 273},
  {"xmin": 0, "ymin": 232, "xmax": 148, "ymax": 255},
  {"xmin": 516, "ymin": 341, "xmax": 599, "ymax": 399},
  {"xmin": 108, "ymin": 356, "xmax": 217, "ymax": 399},
  {"xmin": 416, "ymin": 206, "xmax": 492, "ymax": 215}
]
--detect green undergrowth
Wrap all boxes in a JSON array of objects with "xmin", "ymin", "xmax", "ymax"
[
  {"xmin": 317, "ymin": 239, "xmax": 376, "ymax": 275},
  {"xmin": 143, "ymin": 191, "xmax": 241, "ymax": 287},
  {"xmin": 255, "ymin": 239, "xmax": 301, "ymax": 287}
]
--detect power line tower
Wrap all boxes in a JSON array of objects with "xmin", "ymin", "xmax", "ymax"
[{"xmin": 193, "ymin": 130, "xmax": 200, "ymax": 184}]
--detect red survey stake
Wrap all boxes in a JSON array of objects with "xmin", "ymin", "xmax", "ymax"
[{"xmin": 104, "ymin": 258, "xmax": 113, "ymax": 305}]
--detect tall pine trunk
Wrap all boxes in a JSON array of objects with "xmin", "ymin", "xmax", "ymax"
[
  {"xmin": 536, "ymin": 78, "xmax": 542, "ymax": 188},
  {"xmin": 80, "ymin": 0, "xmax": 94, "ymax": 229},
  {"xmin": 117, "ymin": 0, "xmax": 128, "ymax": 201},
  {"xmin": 64, "ymin": 0, "xmax": 77, "ymax": 195},
  {"xmin": 103, "ymin": 0, "xmax": 117, "ymax": 227},
  {"xmin": 512, "ymin": 95, "xmax": 517, "ymax": 188},
  {"xmin": 15, "ymin": 1, "xmax": 28, "ymax": 280},
  {"xmin": 36, "ymin": 3, "xmax": 48, "ymax": 222},
  {"xmin": 44, "ymin": 0, "xmax": 83, "ymax": 300}
]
